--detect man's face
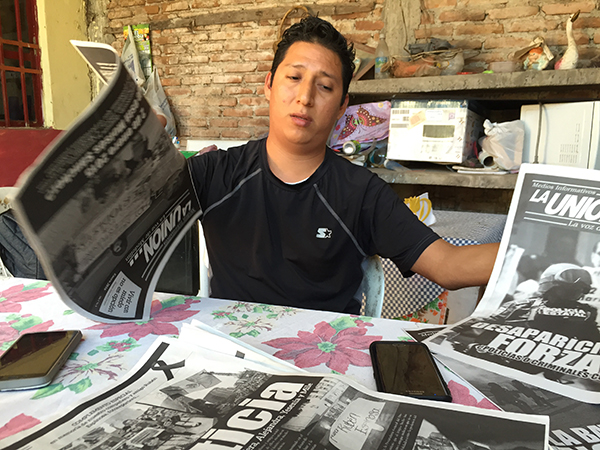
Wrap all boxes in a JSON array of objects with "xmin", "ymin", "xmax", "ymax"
[{"xmin": 265, "ymin": 41, "xmax": 349, "ymax": 151}]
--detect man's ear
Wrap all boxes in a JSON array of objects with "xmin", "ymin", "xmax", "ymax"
[
  {"xmin": 336, "ymin": 94, "xmax": 349, "ymax": 121},
  {"xmin": 264, "ymin": 72, "xmax": 273, "ymax": 101}
]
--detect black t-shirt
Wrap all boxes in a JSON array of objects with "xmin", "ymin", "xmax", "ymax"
[{"xmin": 188, "ymin": 138, "xmax": 440, "ymax": 313}]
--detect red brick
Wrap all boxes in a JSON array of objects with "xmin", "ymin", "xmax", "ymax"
[
  {"xmin": 542, "ymin": 2, "xmax": 595, "ymax": 15},
  {"xmin": 162, "ymin": 44, "xmax": 186, "ymax": 54},
  {"xmin": 355, "ymin": 20, "xmax": 384, "ymax": 31},
  {"xmin": 161, "ymin": 77, "xmax": 181, "ymax": 86},
  {"xmin": 223, "ymin": 62, "xmax": 258, "ymax": 73},
  {"xmin": 211, "ymin": 118, "xmax": 239, "ymax": 128},
  {"xmin": 343, "ymin": 33, "xmax": 372, "ymax": 45},
  {"xmin": 594, "ymin": 32, "xmax": 600, "ymax": 44},
  {"xmin": 331, "ymin": 12, "xmax": 370, "ymax": 20},
  {"xmin": 239, "ymin": 97, "xmax": 268, "ymax": 107},
  {"xmin": 238, "ymin": 118, "xmax": 270, "ymax": 128},
  {"xmin": 414, "ymin": 25, "xmax": 454, "ymax": 40},
  {"xmin": 213, "ymin": 75, "xmax": 243, "ymax": 84},
  {"xmin": 209, "ymin": 31, "xmax": 243, "ymax": 41},
  {"xmin": 225, "ymin": 87, "xmax": 255, "ymax": 95},
  {"xmin": 543, "ymin": 30, "xmax": 589, "ymax": 46},
  {"xmin": 451, "ymin": 39, "xmax": 483, "ymax": 50},
  {"xmin": 484, "ymin": 36, "xmax": 532, "ymax": 49},
  {"xmin": 224, "ymin": 41, "xmax": 257, "ymax": 51},
  {"xmin": 185, "ymin": 128, "xmax": 221, "ymax": 139},
  {"xmin": 243, "ymin": 51, "xmax": 274, "ymax": 62},
  {"xmin": 455, "ymin": 23, "xmax": 504, "ymax": 36},
  {"xmin": 192, "ymin": 86, "xmax": 224, "ymax": 96},
  {"xmin": 421, "ymin": 11, "xmax": 435, "ymax": 25},
  {"xmin": 164, "ymin": 1, "xmax": 189, "ymax": 12},
  {"xmin": 108, "ymin": 9, "xmax": 132, "ymax": 19},
  {"xmin": 177, "ymin": 55, "xmax": 210, "ymax": 64},
  {"xmin": 245, "ymin": 74, "xmax": 268, "ymax": 84},
  {"xmin": 506, "ymin": 19, "xmax": 561, "ymax": 33},
  {"xmin": 181, "ymin": 75, "xmax": 214, "ymax": 85},
  {"xmin": 154, "ymin": 35, "xmax": 178, "ymax": 45},
  {"xmin": 487, "ymin": 6, "xmax": 539, "ymax": 20},
  {"xmin": 459, "ymin": 0, "xmax": 507, "ymax": 5},
  {"xmin": 574, "ymin": 17, "xmax": 600, "ymax": 29},
  {"xmin": 438, "ymin": 10, "xmax": 485, "ymax": 22},
  {"xmin": 164, "ymin": 87, "xmax": 192, "ymax": 96},
  {"xmin": 210, "ymin": 52, "xmax": 240, "ymax": 62},
  {"xmin": 222, "ymin": 107, "xmax": 254, "ymax": 117},
  {"xmin": 255, "ymin": 107, "xmax": 270, "ymax": 117},
  {"xmin": 222, "ymin": 130, "xmax": 254, "ymax": 139},
  {"xmin": 145, "ymin": 5, "xmax": 159, "ymax": 14},
  {"xmin": 207, "ymin": 98, "xmax": 238, "ymax": 107},
  {"xmin": 423, "ymin": 0, "xmax": 457, "ymax": 8},
  {"xmin": 186, "ymin": 118, "xmax": 208, "ymax": 127},
  {"xmin": 191, "ymin": 0, "xmax": 219, "ymax": 7}
]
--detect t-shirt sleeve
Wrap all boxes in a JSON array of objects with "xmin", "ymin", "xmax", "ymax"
[{"xmin": 363, "ymin": 177, "xmax": 440, "ymax": 277}]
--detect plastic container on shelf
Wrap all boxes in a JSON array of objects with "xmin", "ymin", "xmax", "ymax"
[{"xmin": 374, "ymin": 33, "xmax": 390, "ymax": 79}]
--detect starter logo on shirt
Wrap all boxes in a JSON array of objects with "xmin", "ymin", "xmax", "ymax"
[{"xmin": 316, "ymin": 228, "xmax": 332, "ymax": 239}]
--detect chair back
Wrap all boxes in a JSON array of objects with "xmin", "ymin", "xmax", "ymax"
[{"xmin": 359, "ymin": 255, "xmax": 385, "ymax": 318}]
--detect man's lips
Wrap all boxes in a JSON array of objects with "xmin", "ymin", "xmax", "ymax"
[{"xmin": 290, "ymin": 113, "xmax": 312, "ymax": 127}]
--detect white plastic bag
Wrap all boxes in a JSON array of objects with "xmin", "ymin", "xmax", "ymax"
[
  {"xmin": 121, "ymin": 25, "xmax": 145, "ymax": 87},
  {"xmin": 144, "ymin": 67, "xmax": 177, "ymax": 138},
  {"xmin": 480, "ymin": 119, "xmax": 525, "ymax": 171}
]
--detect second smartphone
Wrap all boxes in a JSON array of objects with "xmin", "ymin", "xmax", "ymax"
[{"xmin": 369, "ymin": 340, "xmax": 452, "ymax": 402}]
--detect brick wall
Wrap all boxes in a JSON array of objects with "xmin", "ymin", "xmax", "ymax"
[
  {"xmin": 103, "ymin": 1, "xmax": 384, "ymax": 144},
  {"xmin": 415, "ymin": 0, "xmax": 600, "ymax": 71},
  {"xmin": 101, "ymin": 0, "xmax": 600, "ymax": 143}
]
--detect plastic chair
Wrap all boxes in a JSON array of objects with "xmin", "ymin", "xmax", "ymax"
[
  {"xmin": 198, "ymin": 222, "xmax": 211, "ymax": 297},
  {"xmin": 358, "ymin": 255, "xmax": 385, "ymax": 318}
]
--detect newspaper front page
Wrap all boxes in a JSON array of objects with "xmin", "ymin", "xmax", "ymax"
[
  {"xmin": 436, "ymin": 353, "xmax": 600, "ymax": 450},
  {"xmin": 12, "ymin": 42, "xmax": 202, "ymax": 322},
  {"xmin": 427, "ymin": 163, "xmax": 600, "ymax": 403},
  {"xmin": 1, "ymin": 334, "xmax": 549, "ymax": 450}
]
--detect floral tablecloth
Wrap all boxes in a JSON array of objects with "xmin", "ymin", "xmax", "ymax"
[{"xmin": 0, "ymin": 277, "xmax": 495, "ymax": 441}]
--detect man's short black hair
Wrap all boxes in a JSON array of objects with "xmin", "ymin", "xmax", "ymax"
[{"xmin": 270, "ymin": 15, "xmax": 355, "ymax": 105}]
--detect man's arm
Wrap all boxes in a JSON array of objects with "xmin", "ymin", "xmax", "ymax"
[{"xmin": 411, "ymin": 239, "xmax": 500, "ymax": 290}]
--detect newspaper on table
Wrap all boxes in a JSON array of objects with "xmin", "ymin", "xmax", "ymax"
[
  {"xmin": 426, "ymin": 163, "xmax": 600, "ymax": 404},
  {"xmin": 435, "ymin": 352, "xmax": 600, "ymax": 450},
  {"xmin": 12, "ymin": 41, "xmax": 202, "ymax": 322},
  {"xmin": 1, "ymin": 330, "xmax": 549, "ymax": 450}
]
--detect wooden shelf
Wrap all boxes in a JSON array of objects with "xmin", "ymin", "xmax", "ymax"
[
  {"xmin": 349, "ymin": 68, "xmax": 600, "ymax": 103},
  {"xmin": 370, "ymin": 165, "xmax": 517, "ymax": 189}
]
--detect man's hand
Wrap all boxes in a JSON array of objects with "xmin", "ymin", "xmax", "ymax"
[{"xmin": 411, "ymin": 239, "xmax": 500, "ymax": 290}]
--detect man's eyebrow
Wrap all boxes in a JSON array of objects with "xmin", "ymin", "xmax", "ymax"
[{"xmin": 287, "ymin": 63, "xmax": 337, "ymax": 80}]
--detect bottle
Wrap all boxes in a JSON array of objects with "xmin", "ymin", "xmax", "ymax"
[{"xmin": 374, "ymin": 33, "xmax": 390, "ymax": 79}]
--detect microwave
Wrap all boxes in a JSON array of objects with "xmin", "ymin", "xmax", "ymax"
[{"xmin": 520, "ymin": 101, "xmax": 600, "ymax": 169}]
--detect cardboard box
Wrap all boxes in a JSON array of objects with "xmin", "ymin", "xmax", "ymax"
[{"xmin": 387, "ymin": 100, "xmax": 485, "ymax": 164}]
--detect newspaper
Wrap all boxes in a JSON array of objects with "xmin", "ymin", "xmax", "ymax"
[
  {"xmin": 436, "ymin": 353, "xmax": 600, "ymax": 450},
  {"xmin": 1, "ymin": 332, "xmax": 550, "ymax": 450},
  {"xmin": 12, "ymin": 41, "xmax": 202, "ymax": 322},
  {"xmin": 426, "ymin": 163, "xmax": 600, "ymax": 404}
]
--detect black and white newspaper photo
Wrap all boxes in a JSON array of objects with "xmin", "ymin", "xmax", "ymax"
[
  {"xmin": 12, "ymin": 42, "xmax": 202, "ymax": 322},
  {"xmin": 436, "ymin": 352, "xmax": 600, "ymax": 450},
  {"xmin": 427, "ymin": 163, "xmax": 600, "ymax": 403},
  {"xmin": 0, "ymin": 333, "xmax": 550, "ymax": 450}
]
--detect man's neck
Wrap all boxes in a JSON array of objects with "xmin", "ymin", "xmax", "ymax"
[{"xmin": 265, "ymin": 136, "xmax": 327, "ymax": 184}]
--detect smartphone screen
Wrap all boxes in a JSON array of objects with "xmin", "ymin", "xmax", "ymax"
[
  {"xmin": 369, "ymin": 341, "xmax": 452, "ymax": 402},
  {"xmin": 0, "ymin": 330, "xmax": 82, "ymax": 390}
]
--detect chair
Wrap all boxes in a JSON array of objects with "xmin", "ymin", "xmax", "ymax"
[
  {"xmin": 358, "ymin": 255, "xmax": 385, "ymax": 318},
  {"xmin": 198, "ymin": 221, "xmax": 210, "ymax": 297}
]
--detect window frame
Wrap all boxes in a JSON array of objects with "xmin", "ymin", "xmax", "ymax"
[{"xmin": 0, "ymin": 0, "xmax": 43, "ymax": 127}]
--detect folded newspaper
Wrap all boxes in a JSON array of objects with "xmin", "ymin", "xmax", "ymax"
[
  {"xmin": 1, "ymin": 327, "xmax": 550, "ymax": 450},
  {"xmin": 12, "ymin": 41, "xmax": 202, "ymax": 322},
  {"xmin": 426, "ymin": 163, "xmax": 600, "ymax": 404}
]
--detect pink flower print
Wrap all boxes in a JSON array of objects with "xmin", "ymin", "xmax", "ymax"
[
  {"xmin": 0, "ymin": 414, "xmax": 41, "ymax": 441},
  {"xmin": 0, "ymin": 283, "xmax": 52, "ymax": 313},
  {"xmin": 86, "ymin": 297, "xmax": 200, "ymax": 340},
  {"xmin": 447, "ymin": 380, "xmax": 499, "ymax": 410},
  {"xmin": 263, "ymin": 321, "xmax": 382, "ymax": 374}
]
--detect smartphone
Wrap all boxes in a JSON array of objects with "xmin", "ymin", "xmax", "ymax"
[
  {"xmin": 0, "ymin": 330, "xmax": 82, "ymax": 391},
  {"xmin": 369, "ymin": 340, "xmax": 452, "ymax": 402}
]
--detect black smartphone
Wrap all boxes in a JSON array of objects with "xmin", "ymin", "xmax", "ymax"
[
  {"xmin": 369, "ymin": 340, "xmax": 452, "ymax": 402},
  {"xmin": 0, "ymin": 330, "xmax": 82, "ymax": 391}
]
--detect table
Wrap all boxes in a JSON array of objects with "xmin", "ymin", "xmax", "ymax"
[
  {"xmin": 380, "ymin": 210, "xmax": 507, "ymax": 323},
  {"xmin": 0, "ymin": 277, "xmax": 496, "ymax": 441}
]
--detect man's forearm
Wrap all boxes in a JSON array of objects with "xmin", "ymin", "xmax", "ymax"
[{"xmin": 411, "ymin": 240, "xmax": 500, "ymax": 290}]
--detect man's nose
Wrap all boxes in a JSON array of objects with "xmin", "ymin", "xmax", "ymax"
[{"xmin": 297, "ymin": 79, "xmax": 314, "ymax": 106}]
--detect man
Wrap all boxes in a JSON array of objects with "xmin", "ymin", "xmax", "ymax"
[{"xmin": 187, "ymin": 16, "xmax": 498, "ymax": 314}]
